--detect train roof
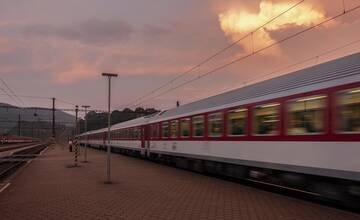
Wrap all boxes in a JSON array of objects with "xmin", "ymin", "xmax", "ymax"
[
  {"xmin": 153, "ymin": 52, "xmax": 360, "ymax": 121},
  {"xmin": 80, "ymin": 112, "xmax": 163, "ymax": 135},
  {"xmin": 111, "ymin": 115, "xmax": 151, "ymax": 129}
]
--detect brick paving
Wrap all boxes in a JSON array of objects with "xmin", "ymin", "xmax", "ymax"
[{"xmin": 0, "ymin": 144, "xmax": 359, "ymax": 220}]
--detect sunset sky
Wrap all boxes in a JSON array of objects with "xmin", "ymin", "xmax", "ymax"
[{"xmin": 1, "ymin": 0, "xmax": 360, "ymax": 113}]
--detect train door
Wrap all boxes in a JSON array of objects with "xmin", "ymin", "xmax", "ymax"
[
  {"xmin": 145, "ymin": 125, "xmax": 150, "ymax": 157},
  {"xmin": 140, "ymin": 125, "xmax": 150, "ymax": 157},
  {"xmin": 102, "ymin": 132, "xmax": 106, "ymax": 150},
  {"xmin": 140, "ymin": 126, "xmax": 146, "ymax": 156}
]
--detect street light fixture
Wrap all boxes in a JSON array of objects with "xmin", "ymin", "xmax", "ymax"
[
  {"xmin": 102, "ymin": 72, "xmax": 118, "ymax": 184},
  {"xmin": 82, "ymin": 105, "xmax": 90, "ymax": 162}
]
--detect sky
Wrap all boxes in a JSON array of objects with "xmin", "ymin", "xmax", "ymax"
[{"xmin": 0, "ymin": 0, "xmax": 360, "ymax": 113}]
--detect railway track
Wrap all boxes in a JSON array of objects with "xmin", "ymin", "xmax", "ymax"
[
  {"xmin": 0, "ymin": 143, "xmax": 49, "ymax": 181},
  {"xmin": 0, "ymin": 142, "xmax": 40, "ymax": 153}
]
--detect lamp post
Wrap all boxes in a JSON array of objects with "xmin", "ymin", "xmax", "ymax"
[
  {"xmin": 102, "ymin": 72, "xmax": 118, "ymax": 183},
  {"xmin": 82, "ymin": 105, "xmax": 90, "ymax": 162}
]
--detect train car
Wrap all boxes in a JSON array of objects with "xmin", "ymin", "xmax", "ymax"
[
  {"xmin": 0, "ymin": 135, "xmax": 38, "ymax": 144},
  {"xmin": 79, "ymin": 52, "xmax": 360, "ymax": 208},
  {"xmin": 79, "ymin": 116, "xmax": 153, "ymax": 154}
]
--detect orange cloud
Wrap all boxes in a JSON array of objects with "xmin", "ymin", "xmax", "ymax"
[{"xmin": 219, "ymin": 1, "xmax": 326, "ymax": 53}]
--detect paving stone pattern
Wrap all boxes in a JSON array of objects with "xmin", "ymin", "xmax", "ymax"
[{"xmin": 0, "ymin": 145, "xmax": 359, "ymax": 220}]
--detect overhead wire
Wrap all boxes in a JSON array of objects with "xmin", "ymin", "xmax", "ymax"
[
  {"xmin": 219, "ymin": 38, "xmax": 360, "ymax": 94},
  {"xmin": 132, "ymin": 3, "xmax": 360, "ymax": 107},
  {"xmin": 0, "ymin": 93, "xmax": 51, "ymax": 100},
  {"xmin": 122, "ymin": 0, "xmax": 306, "ymax": 108},
  {"xmin": 0, "ymin": 85, "xmax": 23, "ymax": 107},
  {"xmin": 0, "ymin": 78, "xmax": 25, "ymax": 106}
]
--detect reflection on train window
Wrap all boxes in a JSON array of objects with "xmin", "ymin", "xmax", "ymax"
[
  {"xmin": 253, "ymin": 103, "xmax": 280, "ymax": 135},
  {"xmin": 180, "ymin": 118, "xmax": 190, "ymax": 137},
  {"xmin": 170, "ymin": 120, "xmax": 178, "ymax": 138},
  {"xmin": 208, "ymin": 113, "xmax": 223, "ymax": 137},
  {"xmin": 192, "ymin": 116, "xmax": 204, "ymax": 137},
  {"xmin": 227, "ymin": 108, "xmax": 247, "ymax": 136},
  {"xmin": 337, "ymin": 88, "xmax": 360, "ymax": 133},
  {"xmin": 162, "ymin": 122, "xmax": 170, "ymax": 138},
  {"xmin": 287, "ymin": 95, "xmax": 326, "ymax": 135}
]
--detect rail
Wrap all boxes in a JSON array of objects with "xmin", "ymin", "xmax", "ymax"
[{"xmin": 0, "ymin": 143, "xmax": 50, "ymax": 181}]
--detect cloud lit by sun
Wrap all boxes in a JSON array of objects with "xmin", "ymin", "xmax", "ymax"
[
  {"xmin": 56, "ymin": 64, "xmax": 98, "ymax": 84},
  {"xmin": 219, "ymin": 1, "xmax": 326, "ymax": 54}
]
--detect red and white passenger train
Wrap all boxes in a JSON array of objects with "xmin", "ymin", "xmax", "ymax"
[{"xmin": 78, "ymin": 53, "xmax": 360, "ymax": 208}]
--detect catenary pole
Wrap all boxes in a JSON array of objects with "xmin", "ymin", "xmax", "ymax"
[
  {"xmin": 102, "ymin": 73, "xmax": 118, "ymax": 183},
  {"xmin": 82, "ymin": 105, "xmax": 90, "ymax": 162},
  {"xmin": 52, "ymin": 98, "xmax": 56, "ymax": 139}
]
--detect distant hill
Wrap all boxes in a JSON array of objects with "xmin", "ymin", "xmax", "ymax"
[
  {"xmin": 0, "ymin": 103, "xmax": 75, "ymax": 135},
  {"xmin": 0, "ymin": 103, "xmax": 160, "ymax": 139}
]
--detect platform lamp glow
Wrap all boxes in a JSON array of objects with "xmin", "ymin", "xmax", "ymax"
[
  {"xmin": 102, "ymin": 72, "xmax": 118, "ymax": 184},
  {"xmin": 81, "ymin": 105, "xmax": 90, "ymax": 163}
]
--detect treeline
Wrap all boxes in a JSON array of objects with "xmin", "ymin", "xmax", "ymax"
[{"xmin": 79, "ymin": 107, "xmax": 159, "ymax": 133}]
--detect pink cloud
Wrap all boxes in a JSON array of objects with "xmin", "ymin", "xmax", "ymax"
[{"xmin": 55, "ymin": 64, "xmax": 99, "ymax": 84}]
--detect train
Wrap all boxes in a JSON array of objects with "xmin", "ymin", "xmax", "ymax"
[
  {"xmin": 78, "ymin": 52, "xmax": 360, "ymax": 208},
  {"xmin": 0, "ymin": 135, "xmax": 38, "ymax": 145}
]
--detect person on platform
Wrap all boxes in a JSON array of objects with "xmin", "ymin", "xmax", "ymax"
[{"xmin": 68, "ymin": 139, "xmax": 73, "ymax": 152}]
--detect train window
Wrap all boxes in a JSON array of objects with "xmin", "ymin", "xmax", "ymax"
[
  {"xmin": 170, "ymin": 120, "xmax": 179, "ymax": 138},
  {"xmin": 192, "ymin": 115, "xmax": 204, "ymax": 137},
  {"xmin": 337, "ymin": 88, "xmax": 360, "ymax": 133},
  {"xmin": 180, "ymin": 118, "xmax": 190, "ymax": 137},
  {"xmin": 130, "ymin": 128, "xmax": 135, "ymax": 139},
  {"xmin": 227, "ymin": 108, "xmax": 247, "ymax": 136},
  {"xmin": 287, "ymin": 95, "xmax": 326, "ymax": 135},
  {"xmin": 253, "ymin": 103, "xmax": 280, "ymax": 135},
  {"xmin": 134, "ymin": 127, "xmax": 140, "ymax": 139},
  {"xmin": 151, "ymin": 124, "xmax": 159, "ymax": 138},
  {"xmin": 162, "ymin": 122, "xmax": 170, "ymax": 138},
  {"xmin": 208, "ymin": 112, "xmax": 224, "ymax": 137}
]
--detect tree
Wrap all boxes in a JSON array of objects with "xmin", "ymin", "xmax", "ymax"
[{"xmin": 82, "ymin": 107, "xmax": 160, "ymax": 132}]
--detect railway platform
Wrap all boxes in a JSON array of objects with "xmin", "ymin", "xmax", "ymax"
[{"xmin": 0, "ymin": 144, "xmax": 359, "ymax": 220}]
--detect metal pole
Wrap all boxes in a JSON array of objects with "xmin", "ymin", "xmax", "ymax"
[
  {"xmin": 74, "ymin": 105, "xmax": 79, "ymax": 167},
  {"xmin": 107, "ymin": 77, "xmax": 111, "ymax": 183},
  {"xmin": 18, "ymin": 114, "xmax": 21, "ymax": 136},
  {"xmin": 102, "ymin": 72, "xmax": 118, "ymax": 184},
  {"xmin": 52, "ymin": 98, "xmax": 56, "ymax": 139},
  {"xmin": 82, "ymin": 105, "xmax": 90, "ymax": 162}
]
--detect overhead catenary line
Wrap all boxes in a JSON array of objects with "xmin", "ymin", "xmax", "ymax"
[
  {"xmin": 0, "ymin": 92, "xmax": 108, "ymax": 113},
  {"xmin": 0, "ymin": 86, "xmax": 23, "ymax": 107},
  {"xmin": 132, "ymin": 3, "xmax": 360, "ymax": 107},
  {"xmin": 122, "ymin": 0, "xmax": 306, "ymax": 108},
  {"xmin": 57, "ymin": 98, "xmax": 77, "ymax": 106},
  {"xmin": 0, "ymin": 78, "xmax": 25, "ymax": 106},
  {"xmin": 0, "ymin": 93, "xmax": 51, "ymax": 100},
  {"xmin": 219, "ymin": 38, "xmax": 360, "ymax": 94},
  {"xmin": 0, "ymin": 105, "xmax": 107, "ymax": 113}
]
